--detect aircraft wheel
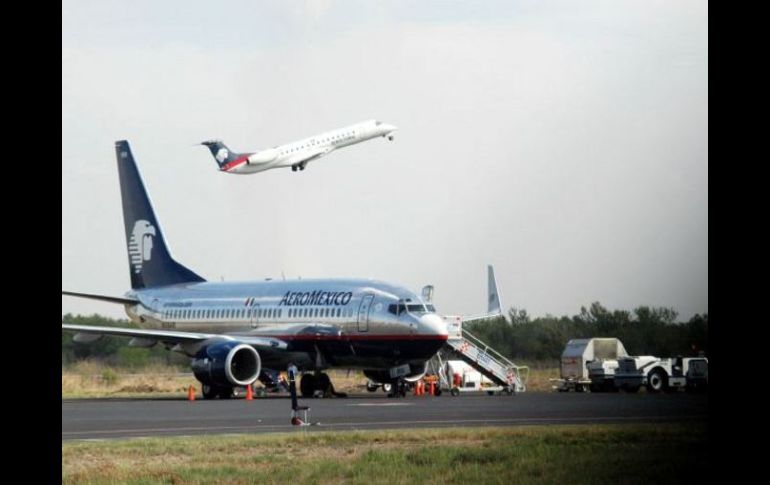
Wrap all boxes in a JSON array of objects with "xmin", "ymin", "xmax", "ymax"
[
  {"xmin": 487, "ymin": 391, "xmax": 495, "ymax": 396},
  {"xmin": 316, "ymin": 373, "xmax": 332, "ymax": 396},
  {"xmin": 218, "ymin": 387, "xmax": 234, "ymax": 399},
  {"xmin": 366, "ymin": 381, "xmax": 379, "ymax": 392},
  {"xmin": 398, "ymin": 381, "xmax": 407, "ymax": 397},
  {"xmin": 202, "ymin": 384, "xmax": 218, "ymax": 400},
  {"xmin": 382, "ymin": 383, "xmax": 392, "ymax": 394},
  {"xmin": 300, "ymin": 374, "xmax": 316, "ymax": 398},
  {"xmin": 450, "ymin": 387, "xmax": 460, "ymax": 397}
]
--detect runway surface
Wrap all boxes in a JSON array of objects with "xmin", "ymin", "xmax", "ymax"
[{"xmin": 62, "ymin": 392, "xmax": 708, "ymax": 441}]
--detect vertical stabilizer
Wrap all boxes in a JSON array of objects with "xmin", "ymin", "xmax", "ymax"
[
  {"xmin": 487, "ymin": 265, "xmax": 502, "ymax": 315},
  {"xmin": 200, "ymin": 140, "xmax": 242, "ymax": 169},
  {"xmin": 115, "ymin": 140, "xmax": 205, "ymax": 289}
]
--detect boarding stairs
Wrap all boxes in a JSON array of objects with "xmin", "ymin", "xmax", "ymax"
[{"xmin": 434, "ymin": 328, "xmax": 529, "ymax": 393}]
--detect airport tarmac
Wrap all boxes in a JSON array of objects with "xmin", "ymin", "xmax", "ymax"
[{"xmin": 62, "ymin": 392, "xmax": 708, "ymax": 441}]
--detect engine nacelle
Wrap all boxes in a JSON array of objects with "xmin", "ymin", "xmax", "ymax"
[
  {"xmin": 248, "ymin": 148, "xmax": 279, "ymax": 164},
  {"xmin": 191, "ymin": 341, "xmax": 261, "ymax": 387},
  {"xmin": 364, "ymin": 362, "xmax": 428, "ymax": 384}
]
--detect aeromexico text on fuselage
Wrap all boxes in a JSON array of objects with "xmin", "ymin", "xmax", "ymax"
[
  {"xmin": 279, "ymin": 290, "xmax": 352, "ymax": 307},
  {"xmin": 159, "ymin": 290, "xmax": 355, "ymax": 308}
]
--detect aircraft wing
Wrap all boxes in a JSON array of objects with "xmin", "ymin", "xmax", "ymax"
[
  {"xmin": 461, "ymin": 311, "xmax": 503, "ymax": 323},
  {"xmin": 289, "ymin": 146, "xmax": 335, "ymax": 166},
  {"xmin": 62, "ymin": 291, "xmax": 139, "ymax": 305},
  {"xmin": 61, "ymin": 324, "xmax": 288, "ymax": 350},
  {"xmin": 460, "ymin": 265, "xmax": 505, "ymax": 323}
]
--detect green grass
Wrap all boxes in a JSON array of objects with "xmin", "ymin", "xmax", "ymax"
[{"xmin": 62, "ymin": 423, "xmax": 708, "ymax": 484}]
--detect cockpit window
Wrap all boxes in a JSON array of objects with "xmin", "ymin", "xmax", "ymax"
[
  {"xmin": 389, "ymin": 303, "xmax": 434, "ymax": 315},
  {"xmin": 426, "ymin": 304, "xmax": 436, "ymax": 312},
  {"xmin": 388, "ymin": 303, "xmax": 405, "ymax": 315},
  {"xmin": 407, "ymin": 304, "xmax": 427, "ymax": 314}
]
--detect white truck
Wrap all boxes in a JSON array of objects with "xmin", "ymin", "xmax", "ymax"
[
  {"xmin": 614, "ymin": 355, "xmax": 709, "ymax": 393},
  {"xmin": 552, "ymin": 338, "xmax": 628, "ymax": 392}
]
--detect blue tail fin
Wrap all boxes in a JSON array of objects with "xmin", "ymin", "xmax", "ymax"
[
  {"xmin": 201, "ymin": 140, "xmax": 242, "ymax": 169},
  {"xmin": 115, "ymin": 140, "xmax": 205, "ymax": 289}
]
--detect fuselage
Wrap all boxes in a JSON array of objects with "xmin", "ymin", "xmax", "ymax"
[
  {"xmin": 223, "ymin": 120, "xmax": 397, "ymax": 174},
  {"xmin": 125, "ymin": 278, "xmax": 447, "ymax": 371}
]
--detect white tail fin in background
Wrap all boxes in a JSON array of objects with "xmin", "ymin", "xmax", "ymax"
[{"xmin": 487, "ymin": 265, "xmax": 502, "ymax": 315}]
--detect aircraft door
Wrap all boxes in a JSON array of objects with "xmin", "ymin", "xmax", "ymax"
[
  {"xmin": 249, "ymin": 303, "xmax": 260, "ymax": 329},
  {"xmin": 357, "ymin": 293, "xmax": 374, "ymax": 332}
]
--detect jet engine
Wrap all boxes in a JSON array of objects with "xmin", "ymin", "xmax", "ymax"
[
  {"xmin": 191, "ymin": 341, "xmax": 261, "ymax": 387},
  {"xmin": 247, "ymin": 148, "xmax": 279, "ymax": 164}
]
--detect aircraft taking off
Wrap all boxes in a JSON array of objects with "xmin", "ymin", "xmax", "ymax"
[
  {"xmin": 201, "ymin": 119, "xmax": 398, "ymax": 174},
  {"xmin": 62, "ymin": 140, "xmax": 446, "ymax": 399}
]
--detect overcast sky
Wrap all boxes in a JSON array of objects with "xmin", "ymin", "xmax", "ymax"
[{"xmin": 62, "ymin": 0, "xmax": 708, "ymax": 321}]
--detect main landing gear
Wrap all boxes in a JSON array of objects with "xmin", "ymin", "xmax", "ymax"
[
  {"xmin": 291, "ymin": 163, "xmax": 306, "ymax": 172},
  {"xmin": 300, "ymin": 372, "xmax": 346, "ymax": 398}
]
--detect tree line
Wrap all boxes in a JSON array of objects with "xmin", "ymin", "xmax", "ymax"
[
  {"xmin": 62, "ymin": 302, "xmax": 708, "ymax": 367},
  {"xmin": 466, "ymin": 302, "xmax": 708, "ymax": 361}
]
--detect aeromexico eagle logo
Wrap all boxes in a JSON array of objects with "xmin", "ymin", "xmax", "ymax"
[
  {"xmin": 215, "ymin": 148, "xmax": 229, "ymax": 163},
  {"xmin": 128, "ymin": 220, "xmax": 156, "ymax": 273}
]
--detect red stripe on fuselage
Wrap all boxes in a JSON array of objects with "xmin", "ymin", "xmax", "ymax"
[
  {"xmin": 221, "ymin": 155, "xmax": 250, "ymax": 172},
  {"xmin": 250, "ymin": 334, "xmax": 449, "ymax": 342}
]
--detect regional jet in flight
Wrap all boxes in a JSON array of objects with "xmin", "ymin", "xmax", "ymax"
[
  {"xmin": 62, "ymin": 140, "xmax": 445, "ymax": 399},
  {"xmin": 201, "ymin": 119, "xmax": 397, "ymax": 174}
]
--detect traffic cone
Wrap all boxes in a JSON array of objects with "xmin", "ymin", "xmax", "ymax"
[
  {"xmin": 429, "ymin": 381, "xmax": 435, "ymax": 396},
  {"xmin": 187, "ymin": 385, "xmax": 195, "ymax": 401},
  {"xmin": 246, "ymin": 384, "xmax": 254, "ymax": 401}
]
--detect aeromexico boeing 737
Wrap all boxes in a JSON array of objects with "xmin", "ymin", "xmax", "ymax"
[
  {"xmin": 62, "ymin": 140, "xmax": 448, "ymax": 399},
  {"xmin": 201, "ymin": 120, "xmax": 397, "ymax": 174}
]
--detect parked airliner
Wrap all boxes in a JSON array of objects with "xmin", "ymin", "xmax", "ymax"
[
  {"xmin": 62, "ymin": 140, "xmax": 447, "ymax": 399},
  {"xmin": 201, "ymin": 119, "xmax": 397, "ymax": 174}
]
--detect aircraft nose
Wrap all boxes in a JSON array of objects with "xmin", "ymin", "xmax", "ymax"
[
  {"xmin": 381, "ymin": 124, "xmax": 398, "ymax": 133},
  {"xmin": 419, "ymin": 314, "xmax": 449, "ymax": 338}
]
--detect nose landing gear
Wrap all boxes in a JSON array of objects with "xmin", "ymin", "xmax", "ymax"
[{"xmin": 387, "ymin": 378, "xmax": 408, "ymax": 398}]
